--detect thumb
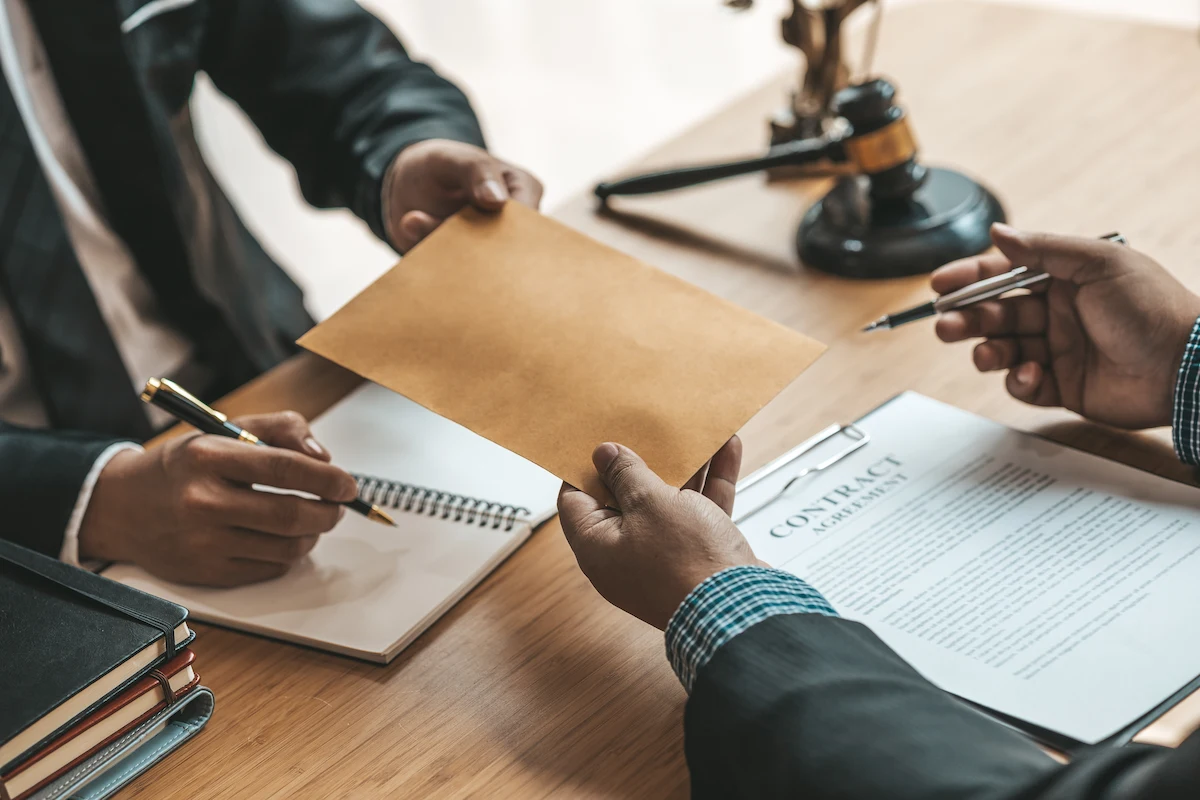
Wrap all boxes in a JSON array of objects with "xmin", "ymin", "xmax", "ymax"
[
  {"xmin": 465, "ymin": 155, "xmax": 510, "ymax": 210},
  {"xmin": 990, "ymin": 223, "xmax": 1115, "ymax": 285},
  {"xmin": 393, "ymin": 210, "xmax": 442, "ymax": 252},
  {"xmin": 592, "ymin": 442, "xmax": 666, "ymax": 511}
]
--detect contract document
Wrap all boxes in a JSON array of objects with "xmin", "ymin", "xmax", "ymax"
[{"xmin": 735, "ymin": 392, "xmax": 1200, "ymax": 746}]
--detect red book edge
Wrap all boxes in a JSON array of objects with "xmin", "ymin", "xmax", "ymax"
[{"xmin": 2, "ymin": 649, "xmax": 199, "ymax": 799}]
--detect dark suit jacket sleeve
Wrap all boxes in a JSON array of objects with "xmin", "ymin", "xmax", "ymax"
[
  {"xmin": 0, "ymin": 422, "xmax": 124, "ymax": 557},
  {"xmin": 685, "ymin": 613, "xmax": 1199, "ymax": 800},
  {"xmin": 200, "ymin": 0, "xmax": 487, "ymax": 243}
]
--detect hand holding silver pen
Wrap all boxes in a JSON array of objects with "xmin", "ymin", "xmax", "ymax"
[
  {"xmin": 909, "ymin": 223, "xmax": 1200, "ymax": 431},
  {"xmin": 862, "ymin": 231, "xmax": 1127, "ymax": 332}
]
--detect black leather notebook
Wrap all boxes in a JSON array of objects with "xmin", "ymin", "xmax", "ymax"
[{"xmin": 0, "ymin": 539, "xmax": 194, "ymax": 774}]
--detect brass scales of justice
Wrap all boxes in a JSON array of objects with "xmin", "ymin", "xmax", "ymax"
[{"xmin": 594, "ymin": 0, "xmax": 1006, "ymax": 279}]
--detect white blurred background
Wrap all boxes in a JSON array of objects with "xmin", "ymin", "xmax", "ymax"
[{"xmin": 191, "ymin": 0, "xmax": 1199, "ymax": 318}]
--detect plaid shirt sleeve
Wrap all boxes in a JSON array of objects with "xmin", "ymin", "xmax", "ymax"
[
  {"xmin": 1173, "ymin": 317, "xmax": 1200, "ymax": 465},
  {"xmin": 664, "ymin": 565, "xmax": 837, "ymax": 692}
]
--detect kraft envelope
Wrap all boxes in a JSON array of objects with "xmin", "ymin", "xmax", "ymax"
[{"xmin": 299, "ymin": 203, "xmax": 825, "ymax": 500}]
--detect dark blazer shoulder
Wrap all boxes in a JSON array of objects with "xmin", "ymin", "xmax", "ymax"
[
  {"xmin": 685, "ymin": 613, "xmax": 1200, "ymax": 799},
  {"xmin": 684, "ymin": 614, "xmax": 1055, "ymax": 799}
]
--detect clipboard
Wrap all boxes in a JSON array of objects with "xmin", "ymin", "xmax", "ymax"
[
  {"xmin": 735, "ymin": 423, "xmax": 871, "ymax": 527},
  {"xmin": 731, "ymin": 393, "xmax": 1200, "ymax": 754}
]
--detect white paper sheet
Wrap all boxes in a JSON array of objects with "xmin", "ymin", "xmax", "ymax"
[{"xmin": 735, "ymin": 392, "xmax": 1200, "ymax": 744}]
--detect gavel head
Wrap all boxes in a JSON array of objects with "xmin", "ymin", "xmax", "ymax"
[{"xmin": 834, "ymin": 78, "xmax": 927, "ymax": 200}]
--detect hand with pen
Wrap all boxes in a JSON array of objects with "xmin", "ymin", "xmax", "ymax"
[
  {"xmin": 78, "ymin": 412, "xmax": 359, "ymax": 587},
  {"xmin": 934, "ymin": 223, "xmax": 1200, "ymax": 430}
]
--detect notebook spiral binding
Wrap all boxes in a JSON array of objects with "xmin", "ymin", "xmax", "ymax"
[{"xmin": 354, "ymin": 475, "xmax": 531, "ymax": 532}]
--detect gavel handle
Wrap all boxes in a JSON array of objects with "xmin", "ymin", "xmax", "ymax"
[{"xmin": 594, "ymin": 136, "xmax": 844, "ymax": 200}]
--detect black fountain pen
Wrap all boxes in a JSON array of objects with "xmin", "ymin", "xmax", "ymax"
[{"xmin": 141, "ymin": 378, "xmax": 396, "ymax": 527}]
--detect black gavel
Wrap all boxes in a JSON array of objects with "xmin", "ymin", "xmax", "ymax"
[
  {"xmin": 594, "ymin": 78, "xmax": 1005, "ymax": 279},
  {"xmin": 595, "ymin": 79, "xmax": 924, "ymax": 202}
]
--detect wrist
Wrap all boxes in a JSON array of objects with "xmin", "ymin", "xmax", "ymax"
[
  {"xmin": 77, "ymin": 449, "xmax": 148, "ymax": 563},
  {"xmin": 1171, "ymin": 313, "xmax": 1200, "ymax": 463},
  {"xmin": 1166, "ymin": 305, "xmax": 1200, "ymax": 416},
  {"xmin": 662, "ymin": 556, "xmax": 766, "ymax": 630},
  {"xmin": 664, "ymin": 566, "xmax": 837, "ymax": 692}
]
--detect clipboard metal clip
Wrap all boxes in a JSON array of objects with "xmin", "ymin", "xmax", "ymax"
[{"xmin": 734, "ymin": 423, "xmax": 870, "ymax": 527}]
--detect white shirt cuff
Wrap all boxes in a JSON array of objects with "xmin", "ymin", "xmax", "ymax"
[{"xmin": 59, "ymin": 442, "xmax": 143, "ymax": 569}]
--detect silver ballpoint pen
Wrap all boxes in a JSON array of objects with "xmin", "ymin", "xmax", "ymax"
[{"xmin": 862, "ymin": 232, "xmax": 1126, "ymax": 333}]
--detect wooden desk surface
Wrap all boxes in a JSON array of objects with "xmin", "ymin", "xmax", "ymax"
[{"xmin": 126, "ymin": 3, "xmax": 1200, "ymax": 796}]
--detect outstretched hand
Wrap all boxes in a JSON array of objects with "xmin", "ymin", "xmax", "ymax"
[
  {"xmin": 383, "ymin": 139, "xmax": 543, "ymax": 252},
  {"xmin": 557, "ymin": 437, "xmax": 761, "ymax": 629}
]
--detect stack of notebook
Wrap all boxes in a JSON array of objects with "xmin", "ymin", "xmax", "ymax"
[{"xmin": 0, "ymin": 539, "xmax": 213, "ymax": 800}]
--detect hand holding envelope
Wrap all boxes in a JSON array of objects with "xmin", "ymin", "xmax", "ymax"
[{"xmin": 299, "ymin": 203, "xmax": 824, "ymax": 501}]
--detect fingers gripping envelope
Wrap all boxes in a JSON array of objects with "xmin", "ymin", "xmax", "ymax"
[{"xmin": 299, "ymin": 203, "xmax": 825, "ymax": 501}]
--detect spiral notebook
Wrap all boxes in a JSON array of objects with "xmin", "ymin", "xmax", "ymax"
[{"xmin": 103, "ymin": 383, "xmax": 561, "ymax": 663}]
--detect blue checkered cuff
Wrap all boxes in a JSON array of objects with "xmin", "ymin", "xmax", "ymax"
[
  {"xmin": 1173, "ymin": 317, "xmax": 1200, "ymax": 465},
  {"xmin": 664, "ymin": 565, "xmax": 837, "ymax": 693}
]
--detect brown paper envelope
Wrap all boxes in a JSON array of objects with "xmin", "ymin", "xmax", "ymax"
[{"xmin": 299, "ymin": 203, "xmax": 825, "ymax": 500}]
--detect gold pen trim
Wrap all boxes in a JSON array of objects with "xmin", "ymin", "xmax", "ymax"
[
  {"xmin": 140, "ymin": 377, "xmax": 161, "ymax": 404},
  {"xmin": 367, "ymin": 505, "xmax": 398, "ymax": 527}
]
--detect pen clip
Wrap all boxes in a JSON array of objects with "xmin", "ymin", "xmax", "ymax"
[
  {"xmin": 158, "ymin": 378, "xmax": 229, "ymax": 422},
  {"xmin": 936, "ymin": 266, "xmax": 1031, "ymax": 308},
  {"xmin": 934, "ymin": 232, "xmax": 1127, "ymax": 312},
  {"xmin": 734, "ymin": 423, "xmax": 871, "ymax": 525}
]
